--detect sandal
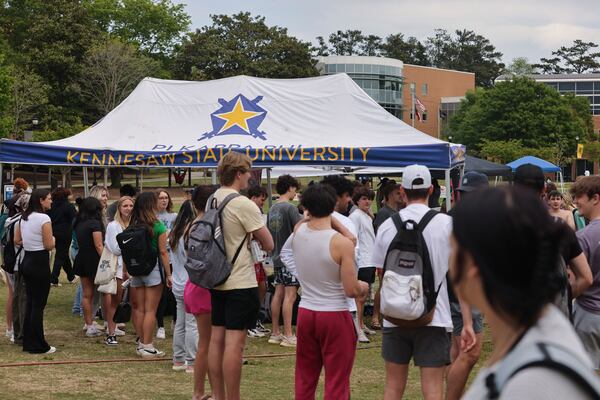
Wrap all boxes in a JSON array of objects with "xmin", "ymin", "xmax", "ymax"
[
  {"xmin": 370, "ymin": 320, "xmax": 382, "ymax": 330},
  {"xmin": 200, "ymin": 395, "xmax": 213, "ymax": 400}
]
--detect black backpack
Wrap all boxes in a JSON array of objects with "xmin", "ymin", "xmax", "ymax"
[
  {"xmin": 116, "ymin": 224, "xmax": 157, "ymax": 276},
  {"xmin": 1, "ymin": 215, "xmax": 22, "ymax": 274},
  {"xmin": 380, "ymin": 210, "xmax": 442, "ymax": 328}
]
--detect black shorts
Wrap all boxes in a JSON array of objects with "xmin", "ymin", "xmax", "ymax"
[
  {"xmin": 382, "ymin": 326, "xmax": 451, "ymax": 367},
  {"xmin": 357, "ymin": 267, "xmax": 376, "ymax": 284},
  {"xmin": 210, "ymin": 287, "xmax": 260, "ymax": 330}
]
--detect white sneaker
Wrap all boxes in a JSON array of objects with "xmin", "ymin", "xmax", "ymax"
[
  {"xmin": 357, "ymin": 329, "xmax": 370, "ymax": 343},
  {"xmin": 268, "ymin": 333, "xmax": 285, "ymax": 344},
  {"xmin": 247, "ymin": 329, "xmax": 266, "ymax": 338},
  {"xmin": 44, "ymin": 346, "xmax": 57, "ymax": 354},
  {"xmin": 156, "ymin": 327, "xmax": 166, "ymax": 339},
  {"xmin": 280, "ymin": 335, "xmax": 297, "ymax": 348},
  {"xmin": 362, "ymin": 326, "xmax": 377, "ymax": 335},
  {"xmin": 82, "ymin": 321, "xmax": 105, "ymax": 331},
  {"xmin": 172, "ymin": 363, "xmax": 186, "ymax": 371},
  {"xmin": 85, "ymin": 326, "xmax": 102, "ymax": 337},
  {"xmin": 5, "ymin": 329, "xmax": 13, "ymax": 338},
  {"xmin": 141, "ymin": 347, "xmax": 165, "ymax": 358},
  {"xmin": 114, "ymin": 327, "xmax": 126, "ymax": 336}
]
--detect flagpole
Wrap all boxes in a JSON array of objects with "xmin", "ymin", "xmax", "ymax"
[
  {"xmin": 411, "ymin": 84, "xmax": 415, "ymax": 128},
  {"xmin": 437, "ymin": 104, "xmax": 441, "ymax": 139}
]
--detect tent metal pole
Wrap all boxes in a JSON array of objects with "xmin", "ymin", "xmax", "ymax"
[
  {"xmin": 266, "ymin": 168, "xmax": 273, "ymax": 209},
  {"xmin": 83, "ymin": 167, "xmax": 89, "ymax": 197},
  {"xmin": 104, "ymin": 168, "xmax": 108, "ymax": 188},
  {"xmin": 0, "ymin": 163, "xmax": 3, "ymax": 202},
  {"xmin": 211, "ymin": 168, "xmax": 217, "ymax": 185},
  {"xmin": 140, "ymin": 168, "xmax": 144, "ymax": 192},
  {"xmin": 445, "ymin": 168, "xmax": 452, "ymax": 211},
  {"xmin": 10, "ymin": 164, "xmax": 14, "ymax": 181}
]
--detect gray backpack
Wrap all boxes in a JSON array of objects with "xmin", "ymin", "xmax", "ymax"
[{"xmin": 185, "ymin": 193, "xmax": 247, "ymax": 289}]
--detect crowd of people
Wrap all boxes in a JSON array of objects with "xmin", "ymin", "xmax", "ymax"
[{"xmin": 2, "ymin": 151, "xmax": 600, "ymax": 400}]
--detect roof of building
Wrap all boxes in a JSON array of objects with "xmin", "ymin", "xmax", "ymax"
[
  {"xmin": 404, "ymin": 64, "xmax": 475, "ymax": 76},
  {"xmin": 441, "ymin": 96, "xmax": 466, "ymax": 103},
  {"xmin": 497, "ymin": 73, "xmax": 600, "ymax": 82},
  {"xmin": 316, "ymin": 55, "xmax": 403, "ymax": 68}
]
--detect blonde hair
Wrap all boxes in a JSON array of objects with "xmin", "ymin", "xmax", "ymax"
[
  {"xmin": 217, "ymin": 151, "xmax": 252, "ymax": 186},
  {"xmin": 114, "ymin": 196, "xmax": 134, "ymax": 229},
  {"xmin": 89, "ymin": 185, "xmax": 109, "ymax": 225}
]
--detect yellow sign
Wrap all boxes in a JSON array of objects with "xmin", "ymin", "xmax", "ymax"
[{"xmin": 577, "ymin": 143, "xmax": 584, "ymax": 159}]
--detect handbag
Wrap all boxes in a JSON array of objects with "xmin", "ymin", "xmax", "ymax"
[
  {"xmin": 113, "ymin": 286, "xmax": 132, "ymax": 323},
  {"xmin": 98, "ymin": 277, "xmax": 117, "ymax": 295},
  {"xmin": 95, "ymin": 247, "xmax": 118, "ymax": 285}
]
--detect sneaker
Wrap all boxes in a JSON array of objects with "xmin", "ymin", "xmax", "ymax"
[
  {"xmin": 156, "ymin": 327, "xmax": 166, "ymax": 339},
  {"xmin": 10, "ymin": 334, "xmax": 14, "ymax": 343},
  {"xmin": 44, "ymin": 346, "xmax": 57, "ymax": 354},
  {"xmin": 141, "ymin": 347, "xmax": 165, "ymax": 358},
  {"xmin": 357, "ymin": 329, "xmax": 370, "ymax": 344},
  {"xmin": 362, "ymin": 326, "xmax": 377, "ymax": 335},
  {"xmin": 185, "ymin": 365, "xmax": 194, "ymax": 374},
  {"xmin": 116, "ymin": 323, "xmax": 126, "ymax": 329},
  {"xmin": 82, "ymin": 321, "xmax": 105, "ymax": 331},
  {"xmin": 247, "ymin": 329, "xmax": 266, "ymax": 338},
  {"xmin": 51, "ymin": 283, "xmax": 62, "ymax": 287},
  {"xmin": 172, "ymin": 362, "xmax": 186, "ymax": 371},
  {"xmin": 255, "ymin": 320, "xmax": 271, "ymax": 334},
  {"xmin": 5, "ymin": 329, "xmax": 13, "ymax": 338},
  {"xmin": 114, "ymin": 327, "xmax": 126, "ymax": 336},
  {"xmin": 268, "ymin": 333, "xmax": 284, "ymax": 344},
  {"xmin": 85, "ymin": 326, "xmax": 102, "ymax": 337},
  {"xmin": 280, "ymin": 335, "xmax": 297, "ymax": 348},
  {"xmin": 105, "ymin": 335, "xmax": 118, "ymax": 346}
]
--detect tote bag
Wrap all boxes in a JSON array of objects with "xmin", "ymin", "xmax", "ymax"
[{"xmin": 94, "ymin": 248, "xmax": 118, "ymax": 285}]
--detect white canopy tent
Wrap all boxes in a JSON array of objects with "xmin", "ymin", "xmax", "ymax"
[{"xmin": 0, "ymin": 74, "xmax": 465, "ymax": 208}]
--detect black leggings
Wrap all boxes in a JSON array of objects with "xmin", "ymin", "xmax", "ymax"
[
  {"xmin": 22, "ymin": 250, "xmax": 51, "ymax": 353},
  {"xmin": 156, "ymin": 285, "xmax": 176, "ymax": 328},
  {"xmin": 51, "ymin": 236, "xmax": 74, "ymax": 284}
]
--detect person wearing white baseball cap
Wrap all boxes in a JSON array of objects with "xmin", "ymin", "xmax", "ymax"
[{"xmin": 372, "ymin": 164, "xmax": 454, "ymax": 400}]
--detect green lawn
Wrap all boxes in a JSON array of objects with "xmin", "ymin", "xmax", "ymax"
[{"xmin": 0, "ymin": 276, "xmax": 492, "ymax": 399}]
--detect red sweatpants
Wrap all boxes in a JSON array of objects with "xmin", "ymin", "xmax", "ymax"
[{"xmin": 295, "ymin": 307, "xmax": 357, "ymax": 400}]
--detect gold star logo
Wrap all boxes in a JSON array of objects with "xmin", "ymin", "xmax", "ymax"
[{"xmin": 214, "ymin": 97, "xmax": 262, "ymax": 134}]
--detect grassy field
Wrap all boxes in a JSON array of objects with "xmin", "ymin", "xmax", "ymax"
[{"xmin": 0, "ymin": 276, "xmax": 492, "ymax": 399}]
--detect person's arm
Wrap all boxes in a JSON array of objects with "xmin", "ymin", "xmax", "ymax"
[
  {"xmin": 104, "ymin": 224, "xmax": 121, "ymax": 256},
  {"xmin": 331, "ymin": 216, "xmax": 357, "ymax": 246},
  {"xmin": 252, "ymin": 226, "xmax": 274, "ymax": 253},
  {"xmin": 42, "ymin": 222, "xmax": 55, "ymax": 251},
  {"xmin": 92, "ymin": 231, "xmax": 103, "ymax": 256},
  {"xmin": 332, "ymin": 234, "xmax": 368, "ymax": 298},
  {"xmin": 568, "ymin": 253, "xmax": 593, "ymax": 298},
  {"xmin": 457, "ymin": 297, "xmax": 477, "ymax": 352},
  {"xmin": 158, "ymin": 232, "xmax": 172, "ymax": 288},
  {"xmin": 564, "ymin": 211, "xmax": 576, "ymax": 231}
]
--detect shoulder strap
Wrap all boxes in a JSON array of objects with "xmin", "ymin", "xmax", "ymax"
[
  {"xmin": 390, "ymin": 212, "xmax": 403, "ymax": 233},
  {"xmin": 486, "ymin": 341, "xmax": 600, "ymax": 400},
  {"xmin": 417, "ymin": 209, "xmax": 438, "ymax": 232},
  {"xmin": 215, "ymin": 192, "xmax": 246, "ymax": 264}
]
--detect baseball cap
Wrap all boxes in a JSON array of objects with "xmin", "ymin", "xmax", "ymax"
[
  {"xmin": 514, "ymin": 164, "xmax": 545, "ymax": 193},
  {"xmin": 458, "ymin": 171, "xmax": 489, "ymax": 192},
  {"xmin": 402, "ymin": 165, "xmax": 432, "ymax": 190}
]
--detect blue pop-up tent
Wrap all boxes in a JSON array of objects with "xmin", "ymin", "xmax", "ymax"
[
  {"xmin": 507, "ymin": 156, "xmax": 560, "ymax": 172},
  {"xmin": 507, "ymin": 156, "xmax": 563, "ymax": 191}
]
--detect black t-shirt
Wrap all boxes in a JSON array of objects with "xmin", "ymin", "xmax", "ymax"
[{"xmin": 74, "ymin": 219, "xmax": 103, "ymax": 253}]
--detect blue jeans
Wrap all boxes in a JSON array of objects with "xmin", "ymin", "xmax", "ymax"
[{"xmin": 72, "ymin": 283, "xmax": 83, "ymax": 315}]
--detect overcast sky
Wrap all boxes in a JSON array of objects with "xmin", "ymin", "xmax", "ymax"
[{"xmin": 173, "ymin": 0, "xmax": 600, "ymax": 65}]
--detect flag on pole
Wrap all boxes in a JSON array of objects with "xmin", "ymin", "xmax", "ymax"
[
  {"xmin": 577, "ymin": 144, "xmax": 584, "ymax": 159},
  {"xmin": 415, "ymin": 97, "xmax": 427, "ymax": 112},
  {"xmin": 414, "ymin": 109, "xmax": 422, "ymax": 122}
]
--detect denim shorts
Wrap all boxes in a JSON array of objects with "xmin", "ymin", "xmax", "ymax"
[
  {"xmin": 450, "ymin": 301, "xmax": 484, "ymax": 336},
  {"xmin": 130, "ymin": 263, "xmax": 162, "ymax": 288}
]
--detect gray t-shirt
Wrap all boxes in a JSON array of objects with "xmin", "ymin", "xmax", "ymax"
[
  {"xmin": 373, "ymin": 205, "xmax": 396, "ymax": 233},
  {"xmin": 576, "ymin": 219, "xmax": 600, "ymax": 313},
  {"xmin": 158, "ymin": 210, "xmax": 177, "ymax": 231},
  {"xmin": 107, "ymin": 201, "xmax": 118, "ymax": 223},
  {"xmin": 268, "ymin": 201, "xmax": 302, "ymax": 269},
  {"xmin": 464, "ymin": 306, "xmax": 594, "ymax": 400}
]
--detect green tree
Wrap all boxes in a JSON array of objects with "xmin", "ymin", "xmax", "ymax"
[
  {"xmin": 172, "ymin": 12, "xmax": 318, "ymax": 80},
  {"xmin": 504, "ymin": 57, "xmax": 536, "ymax": 76},
  {"xmin": 0, "ymin": 49, "xmax": 13, "ymax": 137},
  {"xmin": 380, "ymin": 34, "xmax": 429, "ymax": 65},
  {"xmin": 450, "ymin": 77, "xmax": 592, "ymax": 164},
  {"xmin": 360, "ymin": 34, "xmax": 382, "ymax": 56},
  {"xmin": 6, "ymin": 67, "xmax": 49, "ymax": 139},
  {"xmin": 84, "ymin": 0, "xmax": 191, "ymax": 56},
  {"xmin": 80, "ymin": 38, "xmax": 161, "ymax": 119},
  {"xmin": 327, "ymin": 30, "xmax": 365, "ymax": 56},
  {"xmin": 425, "ymin": 29, "xmax": 504, "ymax": 87},
  {"xmin": 534, "ymin": 40, "xmax": 600, "ymax": 74}
]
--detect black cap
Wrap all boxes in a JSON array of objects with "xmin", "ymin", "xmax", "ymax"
[
  {"xmin": 458, "ymin": 171, "xmax": 489, "ymax": 192},
  {"xmin": 514, "ymin": 164, "xmax": 545, "ymax": 193}
]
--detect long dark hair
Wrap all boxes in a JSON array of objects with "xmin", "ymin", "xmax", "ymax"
[
  {"xmin": 192, "ymin": 185, "xmax": 218, "ymax": 213},
  {"xmin": 130, "ymin": 192, "xmax": 158, "ymax": 233},
  {"xmin": 168, "ymin": 200, "xmax": 196, "ymax": 251},
  {"xmin": 74, "ymin": 197, "xmax": 104, "ymax": 234},
  {"xmin": 22, "ymin": 189, "xmax": 50, "ymax": 221},
  {"xmin": 452, "ymin": 187, "xmax": 565, "ymax": 328}
]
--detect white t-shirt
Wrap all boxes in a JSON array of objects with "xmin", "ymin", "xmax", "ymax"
[
  {"xmin": 169, "ymin": 236, "xmax": 188, "ymax": 298},
  {"xmin": 464, "ymin": 306, "xmax": 595, "ymax": 400},
  {"xmin": 348, "ymin": 208, "xmax": 375, "ymax": 269},
  {"xmin": 371, "ymin": 203, "xmax": 453, "ymax": 330},
  {"xmin": 105, "ymin": 220, "xmax": 124, "ymax": 278},
  {"xmin": 20, "ymin": 212, "xmax": 51, "ymax": 252}
]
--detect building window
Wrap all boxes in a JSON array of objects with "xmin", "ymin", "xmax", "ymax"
[
  {"xmin": 422, "ymin": 83, "xmax": 428, "ymax": 96},
  {"xmin": 422, "ymin": 112, "xmax": 428, "ymax": 121}
]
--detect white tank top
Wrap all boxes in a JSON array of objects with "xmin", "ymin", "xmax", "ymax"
[{"xmin": 292, "ymin": 224, "xmax": 348, "ymax": 311}]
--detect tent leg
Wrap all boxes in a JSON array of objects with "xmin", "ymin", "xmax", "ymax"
[
  {"xmin": 445, "ymin": 168, "xmax": 452, "ymax": 212},
  {"xmin": 211, "ymin": 168, "xmax": 217, "ymax": 185},
  {"xmin": 140, "ymin": 168, "xmax": 144, "ymax": 192},
  {"xmin": 267, "ymin": 168, "xmax": 273, "ymax": 209},
  {"xmin": 560, "ymin": 172, "xmax": 564, "ymax": 193},
  {"xmin": 0, "ymin": 163, "xmax": 3, "ymax": 202},
  {"xmin": 83, "ymin": 167, "xmax": 90, "ymax": 197},
  {"xmin": 10, "ymin": 164, "xmax": 14, "ymax": 182},
  {"xmin": 104, "ymin": 168, "xmax": 108, "ymax": 188}
]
